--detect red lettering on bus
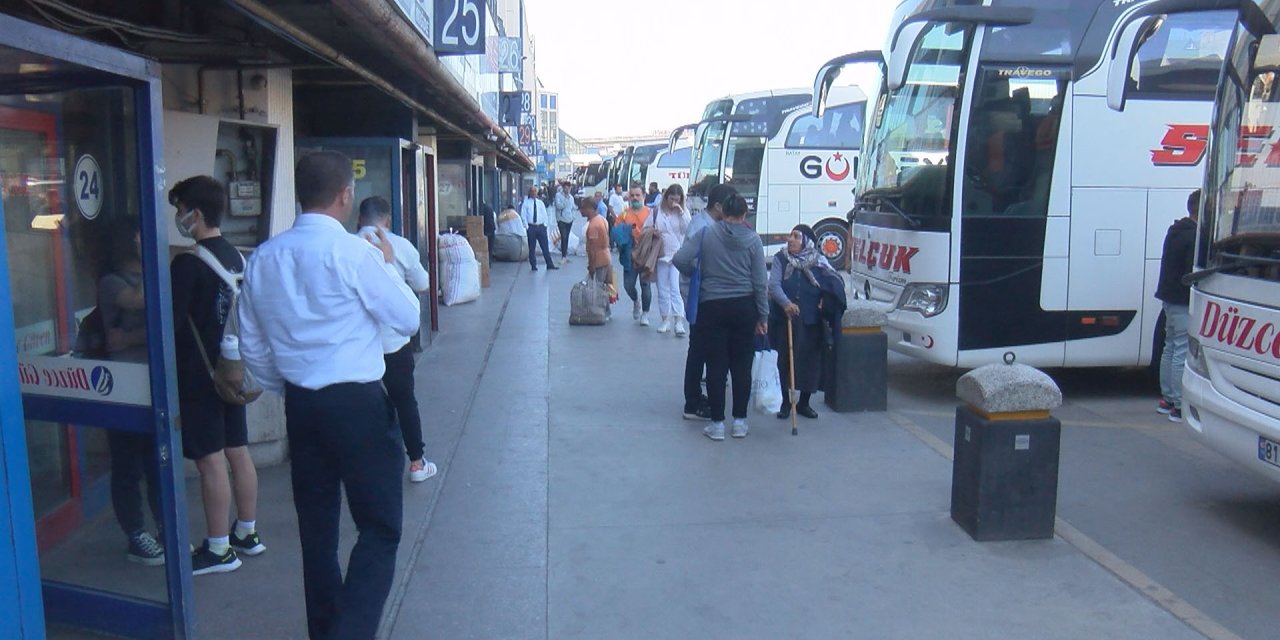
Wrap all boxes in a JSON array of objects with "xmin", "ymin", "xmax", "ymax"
[{"xmin": 1151, "ymin": 125, "xmax": 1209, "ymax": 166}]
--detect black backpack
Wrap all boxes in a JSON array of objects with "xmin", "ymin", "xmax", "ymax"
[{"xmin": 73, "ymin": 307, "xmax": 108, "ymax": 358}]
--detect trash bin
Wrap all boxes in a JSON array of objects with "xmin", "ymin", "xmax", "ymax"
[{"xmin": 950, "ymin": 356, "xmax": 1062, "ymax": 541}]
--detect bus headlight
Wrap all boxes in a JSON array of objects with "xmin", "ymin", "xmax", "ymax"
[
  {"xmin": 1186, "ymin": 336, "xmax": 1209, "ymax": 378},
  {"xmin": 896, "ymin": 283, "xmax": 948, "ymax": 318}
]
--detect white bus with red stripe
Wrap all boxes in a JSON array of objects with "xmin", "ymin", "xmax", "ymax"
[
  {"xmin": 812, "ymin": 0, "xmax": 1234, "ymax": 369},
  {"xmin": 1107, "ymin": 0, "xmax": 1280, "ymax": 482},
  {"xmin": 684, "ymin": 86, "xmax": 867, "ymax": 261}
]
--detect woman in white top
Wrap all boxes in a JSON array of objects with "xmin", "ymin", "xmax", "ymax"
[{"xmin": 649, "ymin": 184, "xmax": 692, "ymax": 335}]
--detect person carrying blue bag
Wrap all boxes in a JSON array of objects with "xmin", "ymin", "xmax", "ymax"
[
  {"xmin": 613, "ymin": 185, "xmax": 653, "ymax": 325},
  {"xmin": 674, "ymin": 185, "xmax": 768, "ymax": 442}
]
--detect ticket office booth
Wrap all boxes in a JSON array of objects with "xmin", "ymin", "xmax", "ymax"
[
  {"xmin": 0, "ymin": 15, "xmax": 194, "ymax": 640},
  {"xmin": 295, "ymin": 137, "xmax": 437, "ymax": 341}
]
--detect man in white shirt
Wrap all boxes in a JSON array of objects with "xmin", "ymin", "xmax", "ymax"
[
  {"xmin": 520, "ymin": 186, "xmax": 558, "ymax": 271},
  {"xmin": 553, "ymin": 182, "xmax": 576, "ymax": 261},
  {"xmin": 238, "ymin": 151, "xmax": 420, "ymax": 640},
  {"xmin": 356, "ymin": 197, "xmax": 436, "ymax": 484}
]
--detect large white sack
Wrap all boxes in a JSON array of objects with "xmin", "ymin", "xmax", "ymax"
[
  {"xmin": 438, "ymin": 233, "xmax": 481, "ymax": 305},
  {"xmin": 496, "ymin": 209, "xmax": 526, "ymax": 237}
]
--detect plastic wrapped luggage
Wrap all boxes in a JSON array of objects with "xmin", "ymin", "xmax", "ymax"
[
  {"xmin": 569, "ymin": 279, "xmax": 610, "ymax": 326},
  {"xmin": 491, "ymin": 233, "xmax": 528, "ymax": 262}
]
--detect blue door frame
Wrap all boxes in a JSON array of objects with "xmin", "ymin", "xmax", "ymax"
[{"xmin": 0, "ymin": 13, "xmax": 193, "ymax": 639}]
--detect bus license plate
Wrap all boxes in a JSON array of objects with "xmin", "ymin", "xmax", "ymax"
[{"xmin": 1258, "ymin": 436, "xmax": 1280, "ymax": 469}]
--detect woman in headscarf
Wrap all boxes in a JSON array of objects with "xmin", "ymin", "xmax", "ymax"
[{"xmin": 769, "ymin": 224, "xmax": 846, "ymax": 419}]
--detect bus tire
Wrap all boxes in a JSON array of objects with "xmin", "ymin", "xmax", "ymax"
[{"xmin": 813, "ymin": 219, "xmax": 849, "ymax": 269}]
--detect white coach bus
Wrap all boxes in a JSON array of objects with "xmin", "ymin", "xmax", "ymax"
[
  {"xmin": 686, "ymin": 86, "xmax": 867, "ymax": 262},
  {"xmin": 1106, "ymin": 0, "xmax": 1280, "ymax": 482},
  {"xmin": 812, "ymin": 0, "xmax": 1234, "ymax": 368}
]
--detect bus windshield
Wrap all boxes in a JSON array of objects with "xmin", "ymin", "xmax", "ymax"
[
  {"xmin": 860, "ymin": 22, "xmax": 970, "ymax": 224},
  {"xmin": 690, "ymin": 99, "xmax": 733, "ymax": 197},
  {"xmin": 1204, "ymin": 31, "xmax": 1280, "ymax": 283}
]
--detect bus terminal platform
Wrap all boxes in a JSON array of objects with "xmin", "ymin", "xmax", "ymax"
[{"xmin": 57, "ymin": 258, "xmax": 1207, "ymax": 640}]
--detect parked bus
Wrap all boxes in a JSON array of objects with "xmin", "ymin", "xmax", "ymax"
[
  {"xmin": 811, "ymin": 0, "xmax": 1234, "ymax": 368},
  {"xmin": 687, "ymin": 86, "xmax": 867, "ymax": 262},
  {"xmin": 650, "ymin": 142, "xmax": 693, "ymax": 195},
  {"xmin": 1105, "ymin": 0, "xmax": 1280, "ymax": 482}
]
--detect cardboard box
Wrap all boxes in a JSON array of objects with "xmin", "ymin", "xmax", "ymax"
[
  {"xmin": 468, "ymin": 235, "xmax": 489, "ymax": 256},
  {"xmin": 445, "ymin": 215, "xmax": 467, "ymax": 234},
  {"xmin": 465, "ymin": 215, "xmax": 485, "ymax": 238},
  {"xmin": 476, "ymin": 252, "xmax": 491, "ymax": 288}
]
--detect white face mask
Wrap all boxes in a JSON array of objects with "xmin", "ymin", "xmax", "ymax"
[{"xmin": 176, "ymin": 209, "xmax": 197, "ymax": 239}]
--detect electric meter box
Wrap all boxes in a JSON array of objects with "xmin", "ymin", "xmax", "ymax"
[{"xmin": 229, "ymin": 180, "xmax": 262, "ymax": 217}]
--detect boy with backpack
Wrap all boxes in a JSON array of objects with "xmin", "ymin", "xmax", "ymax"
[{"xmin": 169, "ymin": 176, "xmax": 264, "ymax": 575}]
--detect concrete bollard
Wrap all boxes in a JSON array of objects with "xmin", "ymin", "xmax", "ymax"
[
  {"xmin": 950, "ymin": 354, "xmax": 1063, "ymax": 541},
  {"xmin": 823, "ymin": 301, "xmax": 888, "ymax": 413}
]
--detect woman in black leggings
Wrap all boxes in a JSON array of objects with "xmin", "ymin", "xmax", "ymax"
[{"xmin": 673, "ymin": 185, "xmax": 769, "ymax": 441}]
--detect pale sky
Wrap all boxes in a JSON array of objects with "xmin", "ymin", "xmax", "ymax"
[{"xmin": 525, "ymin": 0, "xmax": 900, "ymax": 140}]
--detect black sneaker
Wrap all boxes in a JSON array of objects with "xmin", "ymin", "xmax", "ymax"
[
  {"xmin": 230, "ymin": 530, "xmax": 266, "ymax": 556},
  {"xmin": 683, "ymin": 404, "xmax": 712, "ymax": 421},
  {"xmin": 127, "ymin": 530, "xmax": 165, "ymax": 566},
  {"xmin": 1168, "ymin": 407, "xmax": 1183, "ymax": 423},
  {"xmin": 192, "ymin": 541, "xmax": 241, "ymax": 576}
]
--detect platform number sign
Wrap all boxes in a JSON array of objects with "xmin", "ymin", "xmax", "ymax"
[
  {"xmin": 434, "ymin": 0, "xmax": 485, "ymax": 55},
  {"xmin": 74, "ymin": 155, "xmax": 102, "ymax": 220}
]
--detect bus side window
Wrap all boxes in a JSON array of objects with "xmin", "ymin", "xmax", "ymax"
[{"xmin": 1128, "ymin": 10, "xmax": 1234, "ymax": 100}]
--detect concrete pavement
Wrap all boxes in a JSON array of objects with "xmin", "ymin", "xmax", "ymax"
[{"xmin": 49, "ymin": 255, "xmax": 1220, "ymax": 638}]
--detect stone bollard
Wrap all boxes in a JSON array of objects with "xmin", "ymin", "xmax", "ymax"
[
  {"xmin": 823, "ymin": 301, "xmax": 888, "ymax": 413},
  {"xmin": 950, "ymin": 354, "xmax": 1062, "ymax": 541}
]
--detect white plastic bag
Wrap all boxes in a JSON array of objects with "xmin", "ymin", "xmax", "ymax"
[
  {"xmin": 438, "ymin": 233, "xmax": 481, "ymax": 306},
  {"xmin": 569, "ymin": 231, "xmax": 587, "ymax": 256},
  {"xmin": 751, "ymin": 349, "xmax": 783, "ymax": 415}
]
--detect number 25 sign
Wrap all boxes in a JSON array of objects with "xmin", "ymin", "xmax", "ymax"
[{"xmin": 434, "ymin": 0, "xmax": 486, "ymax": 55}]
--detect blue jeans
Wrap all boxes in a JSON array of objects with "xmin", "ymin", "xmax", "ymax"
[
  {"xmin": 285, "ymin": 382, "xmax": 403, "ymax": 640},
  {"xmin": 1160, "ymin": 303, "xmax": 1190, "ymax": 409}
]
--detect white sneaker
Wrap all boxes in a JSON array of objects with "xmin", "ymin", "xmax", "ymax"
[
  {"xmin": 657, "ymin": 318, "xmax": 672, "ymax": 333},
  {"xmin": 632, "ymin": 301, "xmax": 642, "ymax": 320},
  {"xmin": 703, "ymin": 422, "xmax": 725, "ymax": 441},
  {"xmin": 639, "ymin": 314, "xmax": 650, "ymax": 327},
  {"xmin": 409, "ymin": 459, "xmax": 438, "ymax": 483},
  {"xmin": 731, "ymin": 419, "xmax": 749, "ymax": 439},
  {"xmin": 674, "ymin": 318, "xmax": 688, "ymax": 337}
]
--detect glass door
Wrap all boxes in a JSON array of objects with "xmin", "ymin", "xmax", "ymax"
[{"xmin": 0, "ymin": 14, "xmax": 192, "ymax": 639}]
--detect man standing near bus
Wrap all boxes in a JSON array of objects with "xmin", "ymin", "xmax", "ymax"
[
  {"xmin": 554, "ymin": 181, "xmax": 576, "ymax": 261},
  {"xmin": 1155, "ymin": 189, "xmax": 1199, "ymax": 424},
  {"xmin": 608, "ymin": 184, "xmax": 626, "ymax": 250}
]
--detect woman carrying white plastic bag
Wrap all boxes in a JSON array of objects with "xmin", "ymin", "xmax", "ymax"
[{"xmin": 750, "ymin": 335, "xmax": 783, "ymax": 415}]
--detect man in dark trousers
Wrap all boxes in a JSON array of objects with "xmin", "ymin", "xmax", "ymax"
[
  {"xmin": 1155, "ymin": 189, "xmax": 1199, "ymax": 424},
  {"xmin": 680, "ymin": 183, "xmax": 733, "ymax": 421},
  {"xmin": 521, "ymin": 185, "xmax": 558, "ymax": 271},
  {"xmin": 239, "ymin": 151, "xmax": 420, "ymax": 639},
  {"xmin": 169, "ymin": 175, "xmax": 264, "ymax": 576}
]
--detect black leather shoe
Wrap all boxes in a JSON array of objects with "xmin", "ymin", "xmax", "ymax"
[
  {"xmin": 547, "ymin": 264, "xmax": 560, "ymax": 270},
  {"xmin": 776, "ymin": 405, "xmax": 791, "ymax": 420},
  {"xmin": 531, "ymin": 266, "xmax": 538, "ymax": 271},
  {"xmin": 796, "ymin": 405, "xmax": 818, "ymax": 419}
]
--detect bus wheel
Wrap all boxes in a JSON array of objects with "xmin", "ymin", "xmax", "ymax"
[{"xmin": 814, "ymin": 219, "xmax": 849, "ymax": 268}]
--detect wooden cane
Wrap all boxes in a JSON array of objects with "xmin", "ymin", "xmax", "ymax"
[{"xmin": 787, "ymin": 314, "xmax": 797, "ymax": 436}]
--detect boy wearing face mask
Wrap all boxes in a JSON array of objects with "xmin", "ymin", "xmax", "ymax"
[{"xmin": 169, "ymin": 175, "xmax": 264, "ymax": 575}]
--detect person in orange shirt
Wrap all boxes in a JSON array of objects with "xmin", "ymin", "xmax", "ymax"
[
  {"xmin": 615, "ymin": 185, "xmax": 653, "ymax": 325},
  {"xmin": 582, "ymin": 195, "xmax": 612, "ymax": 286}
]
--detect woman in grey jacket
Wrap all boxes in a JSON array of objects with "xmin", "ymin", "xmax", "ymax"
[{"xmin": 673, "ymin": 187, "xmax": 769, "ymax": 441}]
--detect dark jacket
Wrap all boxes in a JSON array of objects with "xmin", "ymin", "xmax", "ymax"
[{"xmin": 1155, "ymin": 216, "xmax": 1197, "ymax": 305}]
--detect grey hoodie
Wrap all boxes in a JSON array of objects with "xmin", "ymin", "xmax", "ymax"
[{"xmin": 673, "ymin": 219, "xmax": 769, "ymax": 321}]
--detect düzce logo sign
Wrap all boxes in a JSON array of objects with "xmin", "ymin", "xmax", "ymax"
[
  {"xmin": 1198, "ymin": 301, "xmax": 1280, "ymax": 361},
  {"xmin": 800, "ymin": 153, "xmax": 853, "ymax": 181},
  {"xmin": 851, "ymin": 237, "xmax": 918, "ymax": 274},
  {"xmin": 18, "ymin": 362, "xmax": 115, "ymax": 397}
]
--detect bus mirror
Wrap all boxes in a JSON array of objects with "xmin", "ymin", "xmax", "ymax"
[
  {"xmin": 1107, "ymin": 15, "xmax": 1163, "ymax": 112},
  {"xmin": 812, "ymin": 50, "xmax": 883, "ymax": 117},
  {"xmin": 1256, "ymin": 34, "xmax": 1280, "ymax": 72},
  {"xmin": 888, "ymin": 22, "xmax": 928, "ymax": 91}
]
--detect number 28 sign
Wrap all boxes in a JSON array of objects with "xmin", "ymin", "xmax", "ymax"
[{"xmin": 434, "ymin": 0, "xmax": 486, "ymax": 55}]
